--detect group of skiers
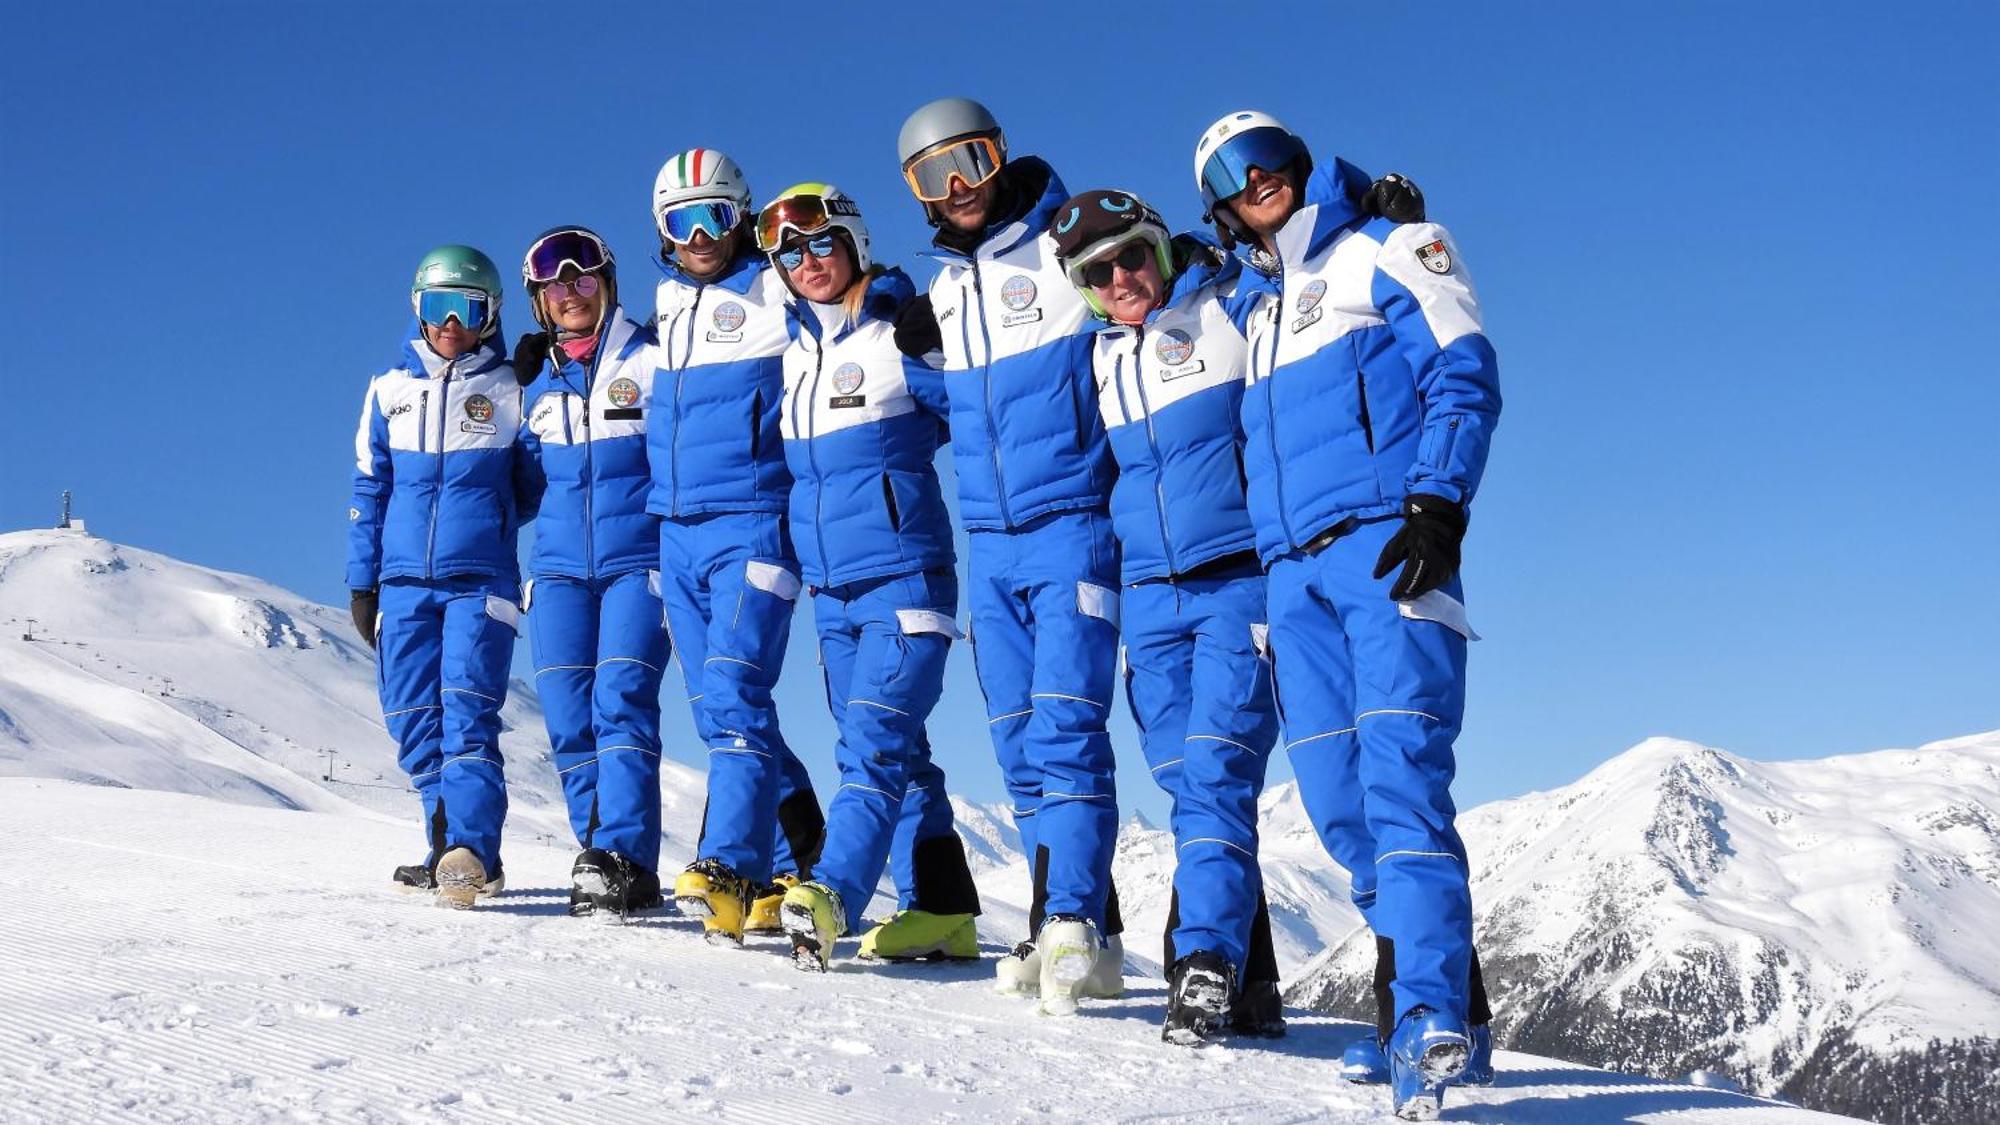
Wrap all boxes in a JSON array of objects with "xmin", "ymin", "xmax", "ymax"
[{"xmin": 344, "ymin": 98, "xmax": 1501, "ymax": 1119}]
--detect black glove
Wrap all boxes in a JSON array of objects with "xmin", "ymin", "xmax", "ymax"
[
  {"xmin": 1361, "ymin": 173, "xmax": 1426, "ymax": 224},
  {"xmin": 511, "ymin": 331, "xmax": 551, "ymax": 385},
  {"xmin": 1372, "ymin": 494, "xmax": 1465, "ymax": 601},
  {"xmin": 350, "ymin": 588, "xmax": 379, "ymax": 650}
]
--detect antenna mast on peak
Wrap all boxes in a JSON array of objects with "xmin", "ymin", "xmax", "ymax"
[{"xmin": 55, "ymin": 491, "xmax": 87, "ymax": 534}]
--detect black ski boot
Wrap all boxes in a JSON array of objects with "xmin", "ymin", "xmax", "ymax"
[
  {"xmin": 392, "ymin": 862, "xmax": 434, "ymax": 891},
  {"xmin": 570, "ymin": 847, "xmax": 624, "ymax": 918},
  {"xmin": 1228, "ymin": 977, "xmax": 1288, "ymax": 1038},
  {"xmin": 1163, "ymin": 950, "xmax": 1236, "ymax": 1046}
]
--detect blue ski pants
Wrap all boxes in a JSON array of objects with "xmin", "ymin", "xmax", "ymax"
[
  {"xmin": 659, "ymin": 511, "xmax": 822, "ymax": 882},
  {"xmin": 376, "ymin": 574, "xmax": 518, "ymax": 875},
  {"xmin": 528, "ymin": 569, "xmax": 668, "ymax": 873},
  {"xmin": 966, "ymin": 509, "xmax": 1121, "ymax": 932},
  {"xmin": 1265, "ymin": 515, "xmax": 1474, "ymax": 1023},
  {"xmin": 809, "ymin": 567, "xmax": 962, "ymax": 934},
  {"xmin": 1122, "ymin": 563, "xmax": 1278, "ymax": 978}
]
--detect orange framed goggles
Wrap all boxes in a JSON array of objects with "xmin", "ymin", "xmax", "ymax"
[{"xmin": 901, "ymin": 135, "xmax": 1005, "ymax": 202}]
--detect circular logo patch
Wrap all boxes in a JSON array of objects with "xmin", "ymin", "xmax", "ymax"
[
  {"xmin": 607, "ymin": 378, "xmax": 641, "ymax": 408},
  {"xmin": 464, "ymin": 394, "xmax": 494, "ymax": 423},
  {"xmin": 1001, "ymin": 275, "xmax": 1037, "ymax": 311},
  {"xmin": 712, "ymin": 301, "xmax": 746, "ymax": 332},
  {"xmin": 1296, "ymin": 279, "xmax": 1327, "ymax": 315},
  {"xmin": 832, "ymin": 363, "xmax": 865, "ymax": 395},
  {"xmin": 1155, "ymin": 329, "xmax": 1195, "ymax": 367}
]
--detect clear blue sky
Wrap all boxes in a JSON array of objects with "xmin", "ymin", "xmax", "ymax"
[{"xmin": 4, "ymin": 2, "xmax": 1996, "ymax": 825}]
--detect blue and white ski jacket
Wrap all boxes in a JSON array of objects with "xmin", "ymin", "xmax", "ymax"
[
  {"xmin": 519, "ymin": 309, "xmax": 662, "ymax": 580},
  {"xmin": 646, "ymin": 251, "xmax": 793, "ymax": 519},
  {"xmin": 916, "ymin": 158, "xmax": 1112, "ymax": 531},
  {"xmin": 781, "ymin": 269, "xmax": 953, "ymax": 589},
  {"xmin": 1089, "ymin": 236, "xmax": 1270, "ymax": 585},
  {"xmin": 1242, "ymin": 160, "xmax": 1501, "ymax": 563},
  {"xmin": 346, "ymin": 323, "xmax": 532, "ymax": 591}
]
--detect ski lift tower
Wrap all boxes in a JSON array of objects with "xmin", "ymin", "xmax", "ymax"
[{"xmin": 55, "ymin": 491, "xmax": 87, "ymax": 535}]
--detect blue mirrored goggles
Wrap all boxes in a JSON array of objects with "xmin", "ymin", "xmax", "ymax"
[
  {"xmin": 659, "ymin": 200, "xmax": 741, "ymax": 245},
  {"xmin": 775, "ymin": 234, "xmax": 840, "ymax": 271},
  {"xmin": 416, "ymin": 287, "xmax": 492, "ymax": 331},
  {"xmin": 1199, "ymin": 127, "xmax": 1309, "ymax": 208}
]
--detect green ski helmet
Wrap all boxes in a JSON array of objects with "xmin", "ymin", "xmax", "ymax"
[{"xmin": 409, "ymin": 244, "xmax": 504, "ymax": 338}]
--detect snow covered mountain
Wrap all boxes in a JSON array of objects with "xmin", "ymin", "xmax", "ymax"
[
  {"xmin": 1285, "ymin": 732, "xmax": 2000, "ymax": 1124},
  {"xmin": 0, "ymin": 527, "xmax": 710, "ymax": 860}
]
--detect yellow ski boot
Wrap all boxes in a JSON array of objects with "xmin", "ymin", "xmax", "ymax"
[
  {"xmin": 858, "ymin": 911, "xmax": 978, "ymax": 962},
  {"xmin": 674, "ymin": 859, "xmax": 752, "ymax": 946},
  {"xmin": 744, "ymin": 872, "xmax": 800, "ymax": 934},
  {"xmin": 780, "ymin": 881, "xmax": 845, "ymax": 972}
]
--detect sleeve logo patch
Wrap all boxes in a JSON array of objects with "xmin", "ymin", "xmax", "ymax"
[
  {"xmin": 606, "ymin": 378, "xmax": 641, "ymax": 408},
  {"xmin": 832, "ymin": 362, "xmax": 865, "ymax": 395},
  {"xmin": 463, "ymin": 394, "xmax": 495, "ymax": 423},
  {"xmin": 1416, "ymin": 240, "xmax": 1452, "ymax": 274}
]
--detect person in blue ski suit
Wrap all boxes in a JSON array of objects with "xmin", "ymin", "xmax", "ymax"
[
  {"xmin": 891, "ymin": 98, "xmax": 1127, "ymax": 1011},
  {"xmin": 1046, "ymin": 189, "xmax": 1288, "ymax": 1044},
  {"xmin": 511, "ymin": 226, "xmax": 669, "ymax": 918},
  {"xmin": 751, "ymin": 183, "xmax": 983, "ymax": 972},
  {"xmin": 1195, "ymin": 110, "xmax": 1500, "ymax": 1116},
  {"xmin": 347, "ymin": 244, "xmax": 534, "ymax": 909},
  {"xmin": 646, "ymin": 149, "xmax": 824, "ymax": 944}
]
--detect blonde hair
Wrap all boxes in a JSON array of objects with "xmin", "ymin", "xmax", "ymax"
[{"xmin": 843, "ymin": 263, "xmax": 887, "ymax": 321}]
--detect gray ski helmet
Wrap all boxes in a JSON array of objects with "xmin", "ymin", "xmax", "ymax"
[{"xmin": 897, "ymin": 97, "xmax": 1006, "ymax": 169}]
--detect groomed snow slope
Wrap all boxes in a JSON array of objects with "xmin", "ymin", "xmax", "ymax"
[{"xmin": 0, "ymin": 778, "xmax": 1854, "ymax": 1124}]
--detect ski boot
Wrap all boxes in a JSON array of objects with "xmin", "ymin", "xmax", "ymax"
[
  {"xmin": 1450, "ymin": 1022, "xmax": 1494, "ymax": 1086},
  {"xmin": 1162, "ymin": 950, "xmax": 1234, "ymax": 1046},
  {"xmin": 779, "ymin": 881, "xmax": 845, "ymax": 972},
  {"xmin": 1228, "ymin": 978, "xmax": 1287, "ymax": 1039},
  {"xmin": 1340, "ymin": 1034, "xmax": 1390, "ymax": 1083},
  {"xmin": 1387, "ymin": 1006, "xmax": 1470, "ymax": 1121},
  {"xmin": 572, "ymin": 849, "xmax": 657, "ymax": 920},
  {"xmin": 1036, "ymin": 915, "xmax": 1101, "ymax": 1017},
  {"xmin": 674, "ymin": 859, "xmax": 752, "ymax": 946},
  {"xmin": 433, "ymin": 847, "xmax": 495, "ymax": 910},
  {"xmin": 858, "ymin": 910, "xmax": 977, "ymax": 962},
  {"xmin": 745, "ymin": 872, "xmax": 799, "ymax": 934},
  {"xmin": 392, "ymin": 862, "xmax": 435, "ymax": 892}
]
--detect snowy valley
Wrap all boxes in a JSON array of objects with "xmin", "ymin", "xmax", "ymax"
[{"xmin": 2, "ymin": 527, "xmax": 1972, "ymax": 1121}]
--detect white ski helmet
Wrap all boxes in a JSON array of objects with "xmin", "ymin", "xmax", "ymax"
[
  {"xmin": 1193, "ymin": 110, "xmax": 1311, "ymax": 221},
  {"xmin": 652, "ymin": 148, "xmax": 752, "ymax": 239},
  {"xmin": 756, "ymin": 182, "xmax": 872, "ymax": 273}
]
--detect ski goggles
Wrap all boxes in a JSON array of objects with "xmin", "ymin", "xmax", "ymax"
[
  {"xmin": 774, "ymin": 234, "xmax": 840, "ymax": 271},
  {"xmin": 1074, "ymin": 241, "xmax": 1155, "ymax": 291},
  {"xmin": 755, "ymin": 193, "xmax": 860, "ymax": 253},
  {"xmin": 658, "ymin": 199, "xmax": 741, "ymax": 245},
  {"xmin": 415, "ymin": 287, "xmax": 492, "ymax": 331},
  {"xmin": 1198, "ymin": 126, "xmax": 1308, "ymax": 207},
  {"xmin": 524, "ymin": 228, "xmax": 612, "ymax": 284},
  {"xmin": 901, "ymin": 135, "xmax": 1004, "ymax": 202}
]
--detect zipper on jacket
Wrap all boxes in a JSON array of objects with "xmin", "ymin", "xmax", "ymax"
[
  {"xmin": 803, "ymin": 334, "xmax": 831, "ymax": 577},
  {"xmin": 881, "ymin": 473, "xmax": 901, "ymax": 529},
  {"xmin": 1127, "ymin": 330, "xmax": 1178, "ymax": 576},
  {"xmin": 424, "ymin": 360, "xmax": 454, "ymax": 579},
  {"xmin": 1257, "ymin": 297, "xmax": 1297, "ymax": 549},
  {"xmin": 1356, "ymin": 368, "xmax": 1376, "ymax": 453},
  {"xmin": 670, "ymin": 287, "xmax": 703, "ymax": 517},
  {"xmin": 750, "ymin": 389, "xmax": 763, "ymax": 461},
  {"xmin": 968, "ymin": 262, "xmax": 1012, "ymax": 528}
]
